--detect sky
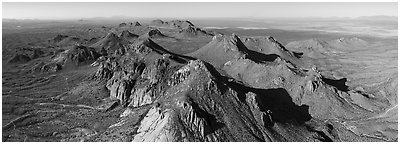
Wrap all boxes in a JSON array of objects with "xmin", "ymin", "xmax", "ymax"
[{"xmin": 2, "ymin": 2, "xmax": 398, "ymax": 19}]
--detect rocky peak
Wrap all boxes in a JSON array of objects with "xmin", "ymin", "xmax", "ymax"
[
  {"xmin": 147, "ymin": 29, "xmax": 165, "ymax": 38},
  {"xmin": 188, "ymin": 34, "xmax": 249, "ymax": 68},
  {"xmin": 64, "ymin": 45, "xmax": 100, "ymax": 66},
  {"xmin": 134, "ymin": 21, "xmax": 141, "ymax": 26},
  {"xmin": 228, "ymin": 34, "xmax": 243, "ymax": 46},
  {"xmin": 90, "ymin": 32, "xmax": 129, "ymax": 55},
  {"xmin": 168, "ymin": 60, "xmax": 211, "ymax": 87},
  {"xmin": 169, "ymin": 20, "xmax": 195, "ymax": 28}
]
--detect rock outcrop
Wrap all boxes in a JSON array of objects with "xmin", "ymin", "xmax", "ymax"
[
  {"xmin": 146, "ymin": 29, "xmax": 166, "ymax": 38},
  {"xmin": 104, "ymin": 61, "xmax": 145, "ymax": 106},
  {"xmin": 132, "ymin": 21, "xmax": 141, "ymax": 26}
]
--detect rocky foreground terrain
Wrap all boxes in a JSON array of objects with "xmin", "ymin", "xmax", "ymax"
[{"xmin": 2, "ymin": 19, "xmax": 397, "ymax": 142}]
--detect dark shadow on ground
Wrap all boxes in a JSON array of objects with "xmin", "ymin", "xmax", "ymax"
[
  {"xmin": 293, "ymin": 52, "xmax": 303, "ymax": 58},
  {"xmin": 190, "ymin": 100, "xmax": 225, "ymax": 136},
  {"xmin": 321, "ymin": 76, "xmax": 349, "ymax": 92},
  {"xmin": 253, "ymin": 88, "xmax": 311, "ymax": 124},
  {"xmin": 235, "ymin": 37, "xmax": 280, "ymax": 63},
  {"xmin": 143, "ymin": 38, "xmax": 196, "ymax": 64}
]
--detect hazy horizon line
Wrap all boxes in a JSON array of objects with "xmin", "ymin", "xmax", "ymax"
[{"xmin": 3, "ymin": 15, "xmax": 398, "ymax": 21}]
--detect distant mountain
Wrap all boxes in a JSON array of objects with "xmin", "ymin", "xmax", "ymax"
[
  {"xmin": 48, "ymin": 34, "xmax": 85, "ymax": 47},
  {"xmin": 355, "ymin": 15, "xmax": 397, "ymax": 21},
  {"xmin": 285, "ymin": 37, "xmax": 370, "ymax": 61},
  {"xmin": 150, "ymin": 19, "xmax": 195, "ymax": 29}
]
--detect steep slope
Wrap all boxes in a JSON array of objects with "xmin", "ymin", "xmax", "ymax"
[
  {"xmin": 86, "ymin": 37, "xmax": 99, "ymax": 46},
  {"xmin": 241, "ymin": 36, "xmax": 304, "ymax": 67},
  {"xmin": 187, "ymin": 34, "xmax": 248, "ymax": 68},
  {"xmin": 132, "ymin": 21, "xmax": 141, "ymax": 26},
  {"xmin": 90, "ymin": 32, "xmax": 130, "ymax": 55},
  {"xmin": 139, "ymin": 29, "xmax": 167, "ymax": 39},
  {"xmin": 222, "ymin": 57, "xmax": 378, "ymax": 121},
  {"xmin": 197, "ymin": 35, "xmax": 378, "ymax": 120},
  {"xmin": 118, "ymin": 22, "xmax": 128, "ymax": 27},
  {"xmin": 188, "ymin": 34, "xmax": 300, "ymax": 68},
  {"xmin": 119, "ymin": 30, "xmax": 139, "ymax": 42},
  {"xmin": 62, "ymin": 45, "xmax": 101, "ymax": 69}
]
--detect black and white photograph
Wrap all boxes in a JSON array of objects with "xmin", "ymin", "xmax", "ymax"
[{"xmin": 1, "ymin": 1, "xmax": 398, "ymax": 142}]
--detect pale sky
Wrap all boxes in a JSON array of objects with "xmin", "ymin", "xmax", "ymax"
[{"xmin": 2, "ymin": 2, "xmax": 398, "ymax": 19}]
